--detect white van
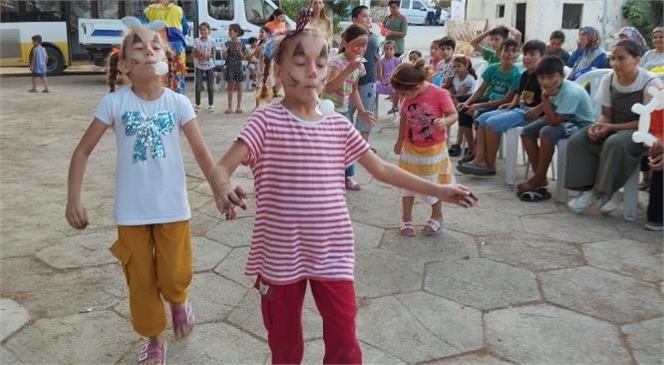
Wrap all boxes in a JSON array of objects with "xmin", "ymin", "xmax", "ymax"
[
  {"xmin": 78, "ymin": 0, "xmax": 292, "ymax": 67},
  {"xmin": 399, "ymin": 0, "xmax": 434, "ymax": 25}
]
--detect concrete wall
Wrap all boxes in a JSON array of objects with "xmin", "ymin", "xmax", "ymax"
[{"xmin": 465, "ymin": 0, "xmax": 628, "ymax": 51}]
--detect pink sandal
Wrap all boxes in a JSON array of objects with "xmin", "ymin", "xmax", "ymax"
[
  {"xmin": 138, "ymin": 339, "xmax": 167, "ymax": 365},
  {"xmin": 400, "ymin": 221, "xmax": 416, "ymax": 237},
  {"xmin": 171, "ymin": 301, "xmax": 195, "ymax": 340},
  {"xmin": 423, "ymin": 218, "xmax": 443, "ymax": 236},
  {"xmin": 345, "ymin": 177, "xmax": 361, "ymax": 191}
]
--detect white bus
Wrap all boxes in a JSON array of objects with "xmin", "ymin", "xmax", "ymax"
[{"xmin": 0, "ymin": 0, "xmax": 288, "ymax": 75}]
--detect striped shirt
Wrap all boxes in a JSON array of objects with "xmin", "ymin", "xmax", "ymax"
[
  {"xmin": 238, "ymin": 103, "xmax": 370, "ymax": 285},
  {"xmin": 322, "ymin": 53, "xmax": 366, "ymax": 114}
]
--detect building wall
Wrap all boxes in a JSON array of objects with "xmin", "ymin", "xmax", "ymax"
[{"xmin": 465, "ymin": 0, "xmax": 628, "ymax": 51}]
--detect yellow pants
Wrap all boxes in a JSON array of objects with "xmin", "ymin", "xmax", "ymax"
[{"xmin": 110, "ymin": 221, "xmax": 192, "ymax": 337}]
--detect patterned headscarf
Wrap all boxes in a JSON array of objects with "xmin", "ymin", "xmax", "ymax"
[
  {"xmin": 618, "ymin": 26, "xmax": 647, "ymax": 48},
  {"xmin": 581, "ymin": 26, "xmax": 601, "ymax": 51}
]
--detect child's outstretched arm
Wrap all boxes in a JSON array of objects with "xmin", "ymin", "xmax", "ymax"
[
  {"xmin": 208, "ymin": 140, "xmax": 250, "ymax": 220},
  {"xmin": 65, "ymin": 119, "xmax": 109, "ymax": 229},
  {"xmin": 358, "ymin": 151, "xmax": 478, "ymax": 208}
]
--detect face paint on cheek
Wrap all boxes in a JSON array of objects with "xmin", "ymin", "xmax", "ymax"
[{"xmin": 285, "ymin": 71, "xmax": 300, "ymax": 87}]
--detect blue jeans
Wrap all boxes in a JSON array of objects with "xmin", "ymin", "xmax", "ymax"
[
  {"xmin": 475, "ymin": 106, "xmax": 531, "ymax": 134},
  {"xmin": 347, "ymin": 82, "xmax": 376, "ymax": 134}
]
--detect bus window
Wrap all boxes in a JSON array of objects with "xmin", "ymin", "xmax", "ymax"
[
  {"xmin": 23, "ymin": 1, "xmax": 65, "ymax": 22},
  {"xmin": 244, "ymin": 0, "xmax": 274, "ymax": 26},
  {"xmin": 208, "ymin": 0, "xmax": 233, "ymax": 21},
  {"xmin": 1, "ymin": 1, "xmax": 19, "ymax": 22},
  {"xmin": 97, "ymin": 0, "xmax": 120, "ymax": 19}
]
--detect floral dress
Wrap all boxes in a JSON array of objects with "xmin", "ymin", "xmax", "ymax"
[{"xmin": 224, "ymin": 40, "xmax": 248, "ymax": 82}]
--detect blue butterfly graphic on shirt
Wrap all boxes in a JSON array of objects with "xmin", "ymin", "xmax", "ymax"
[{"xmin": 121, "ymin": 111, "xmax": 176, "ymax": 163}]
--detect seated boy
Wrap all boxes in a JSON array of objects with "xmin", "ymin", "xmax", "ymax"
[
  {"xmin": 247, "ymin": 37, "xmax": 260, "ymax": 88},
  {"xmin": 545, "ymin": 30, "xmax": 570, "ymax": 65},
  {"xmin": 433, "ymin": 37, "xmax": 456, "ymax": 86},
  {"xmin": 470, "ymin": 25, "xmax": 522, "ymax": 65},
  {"xmin": 458, "ymin": 40, "xmax": 546, "ymax": 176},
  {"xmin": 454, "ymin": 39, "xmax": 522, "ymax": 164},
  {"xmin": 515, "ymin": 56, "xmax": 595, "ymax": 200}
]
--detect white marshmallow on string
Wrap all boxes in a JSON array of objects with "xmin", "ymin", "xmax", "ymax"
[
  {"xmin": 310, "ymin": 88, "xmax": 335, "ymax": 116},
  {"xmin": 632, "ymin": 86, "xmax": 664, "ymax": 147}
]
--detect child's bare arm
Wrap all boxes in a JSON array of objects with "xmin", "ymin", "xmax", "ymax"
[
  {"xmin": 470, "ymin": 31, "xmax": 489, "ymax": 53},
  {"xmin": 358, "ymin": 151, "xmax": 477, "ymax": 208},
  {"xmin": 208, "ymin": 140, "xmax": 250, "ymax": 219},
  {"xmin": 182, "ymin": 119, "xmax": 215, "ymax": 179},
  {"xmin": 65, "ymin": 119, "xmax": 109, "ymax": 229}
]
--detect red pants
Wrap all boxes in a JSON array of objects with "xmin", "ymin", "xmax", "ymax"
[{"xmin": 256, "ymin": 277, "xmax": 362, "ymax": 364}]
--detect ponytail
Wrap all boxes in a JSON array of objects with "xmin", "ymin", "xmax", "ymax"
[
  {"xmin": 107, "ymin": 48, "xmax": 122, "ymax": 93},
  {"xmin": 390, "ymin": 58, "xmax": 432, "ymax": 91}
]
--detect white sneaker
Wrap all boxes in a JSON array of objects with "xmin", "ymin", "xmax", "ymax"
[
  {"xmin": 599, "ymin": 195, "xmax": 619, "ymax": 215},
  {"xmin": 194, "ymin": 105, "xmax": 201, "ymax": 114},
  {"xmin": 568, "ymin": 191, "xmax": 597, "ymax": 214},
  {"xmin": 208, "ymin": 106, "xmax": 214, "ymax": 113},
  {"xmin": 644, "ymin": 221, "xmax": 663, "ymax": 231}
]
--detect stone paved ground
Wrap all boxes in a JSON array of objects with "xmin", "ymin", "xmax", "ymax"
[{"xmin": 1, "ymin": 73, "xmax": 662, "ymax": 364}]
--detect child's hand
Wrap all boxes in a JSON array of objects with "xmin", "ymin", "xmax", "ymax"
[
  {"xmin": 215, "ymin": 186, "xmax": 248, "ymax": 220},
  {"xmin": 525, "ymin": 107, "xmax": 542, "ymax": 120},
  {"xmin": 359, "ymin": 110, "xmax": 376, "ymax": 126},
  {"xmin": 345, "ymin": 56, "xmax": 363, "ymax": 73},
  {"xmin": 393, "ymin": 140, "xmax": 403, "ymax": 155},
  {"xmin": 65, "ymin": 200, "xmax": 89, "ymax": 230},
  {"xmin": 649, "ymin": 141, "xmax": 663, "ymax": 171},
  {"xmin": 433, "ymin": 117, "xmax": 448, "ymax": 129},
  {"xmin": 437, "ymin": 184, "xmax": 478, "ymax": 208}
]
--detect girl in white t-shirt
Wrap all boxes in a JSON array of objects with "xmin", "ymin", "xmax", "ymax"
[
  {"xmin": 207, "ymin": 11, "xmax": 477, "ymax": 364},
  {"xmin": 443, "ymin": 55, "xmax": 477, "ymax": 100},
  {"xmin": 65, "ymin": 20, "xmax": 215, "ymax": 365}
]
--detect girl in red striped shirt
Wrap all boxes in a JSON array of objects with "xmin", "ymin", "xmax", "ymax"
[{"xmin": 208, "ymin": 11, "xmax": 477, "ymax": 364}]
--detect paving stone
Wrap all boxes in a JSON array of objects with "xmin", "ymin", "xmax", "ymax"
[
  {"xmin": 35, "ymin": 230, "xmax": 117, "ymax": 269},
  {"xmin": 354, "ymin": 248, "xmax": 423, "ymax": 298},
  {"xmin": 189, "ymin": 272, "xmax": 249, "ymax": 323},
  {"xmin": 189, "ymin": 210, "xmax": 223, "ymax": 237},
  {"xmin": 0, "ymin": 346, "xmax": 23, "ymax": 364},
  {"xmin": 613, "ymin": 219, "xmax": 664, "ymax": 245},
  {"xmin": 0, "ymin": 257, "xmax": 57, "ymax": 293},
  {"xmin": 622, "ymin": 317, "xmax": 664, "ymax": 365},
  {"xmin": 302, "ymin": 339, "xmax": 407, "ymax": 364},
  {"xmin": 583, "ymin": 239, "xmax": 663, "ymax": 282},
  {"xmin": 473, "ymin": 190, "xmax": 561, "ymax": 216},
  {"xmin": 454, "ymin": 174, "xmax": 514, "ymax": 194},
  {"xmin": 0, "ymin": 222, "xmax": 66, "ymax": 258},
  {"xmin": 395, "ymin": 291, "xmax": 483, "ymax": 353},
  {"xmin": 378, "ymin": 227, "xmax": 477, "ymax": 263},
  {"xmin": 479, "ymin": 231, "xmax": 585, "ymax": 272},
  {"xmin": 425, "ymin": 258, "xmax": 540, "ymax": 310},
  {"xmin": 0, "ymin": 298, "xmax": 29, "ymax": 342},
  {"xmin": 357, "ymin": 296, "xmax": 462, "ymax": 363},
  {"xmin": 444, "ymin": 206, "xmax": 522, "ymax": 236},
  {"xmin": 540, "ymin": 266, "xmax": 663, "ymax": 324},
  {"xmin": 353, "ymin": 221, "xmax": 386, "ymax": 251},
  {"xmin": 4, "ymin": 311, "xmax": 135, "ymax": 365},
  {"xmin": 347, "ymin": 182, "xmax": 416, "ymax": 228},
  {"xmin": 213, "ymin": 246, "xmax": 254, "ymax": 288},
  {"xmin": 226, "ymin": 288, "xmax": 323, "ymax": 341},
  {"xmin": 192, "ymin": 236, "xmax": 231, "ymax": 272},
  {"xmin": 426, "ymin": 353, "xmax": 512, "ymax": 364},
  {"xmin": 486, "ymin": 304, "xmax": 632, "ymax": 364},
  {"xmin": 521, "ymin": 212, "xmax": 620, "ymax": 243},
  {"xmin": 205, "ymin": 217, "xmax": 254, "ymax": 247}
]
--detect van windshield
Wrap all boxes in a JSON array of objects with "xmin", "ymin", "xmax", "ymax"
[
  {"xmin": 244, "ymin": 0, "xmax": 275, "ymax": 26},
  {"xmin": 209, "ymin": 0, "xmax": 234, "ymax": 20}
]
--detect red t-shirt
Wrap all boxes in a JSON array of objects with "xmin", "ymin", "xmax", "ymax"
[
  {"xmin": 650, "ymin": 109, "xmax": 663, "ymax": 142},
  {"xmin": 400, "ymin": 84, "xmax": 455, "ymax": 147}
]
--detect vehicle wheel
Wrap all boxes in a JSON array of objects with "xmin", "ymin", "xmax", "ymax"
[{"xmin": 45, "ymin": 46, "xmax": 65, "ymax": 76}]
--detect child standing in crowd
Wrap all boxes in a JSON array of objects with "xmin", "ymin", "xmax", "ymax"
[
  {"xmin": 65, "ymin": 23, "xmax": 215, "ymax": 365},
  {"xmin": 429, "ymin": 38, "xmax": 444, "ymax": 77},
  {"xmin": 409, "ymin": 50, "xmax": 423, "ymax": 63},
  {"xmin": 207, "ymin": 21, "xmax": 477, "ymax": 364},
  {"xmin": 193, "ymin": 22, "xmax": 216, "ymax": 113},
  {"xmin": 546, "ymin": 30, "xmax": 570, "ymax": 65},
  {"xmin": 322, "ymin": 24, "xmax": 376, "ymax": 191},
  {"xmin": 376, "ymin": 41, "xmax": 402, "ymax": 114},
  {"xmin": 247, "ymin": 37, "xmax": 260, "ymax": 89},
  {"xmin": 254, "ymin": 26, "xmax": 275, "ymax": 110},
  {"xmin": 29, "ymin": 35, "xmax": 49, "ymax": 93},
  {"xmin": 443, "ymin": 55, "xmax": 476, "ymax": 98},
  {"xmin": 433, "ymin": 37, "xmax": 456, "ymax": 86},
  {"xmin": 458, "ymin": 40, "xmax": 546, "ymax": 177},
  {"xmin": 391, "ymin": 59, "xmax": 459, "ymax": 236},
  {"xmin": 516, "ymin": 55, "xmax": 595, "ymax": 199},
  {"xmin": 471, "ymin": 25, "xmax": 522, "ymax": 64},
  {"xmin": 223, "ymin": 23, "xmax": 249, "ymax": 114}
]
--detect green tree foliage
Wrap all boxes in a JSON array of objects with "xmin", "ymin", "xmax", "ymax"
[
  {"xmin": 281, "ymin": 0, "xmax": 311, "ymax": 21},
  {"xmin": 621, "ymin": 0, "xmax": 663, "ymax": 48}
]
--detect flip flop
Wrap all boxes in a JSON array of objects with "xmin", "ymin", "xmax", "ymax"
[
  {"xmin": 516, "ymin": 186, "xmax": 548, "ymax": 198},
  {"xmin": 457, "ymin": 163, "xmax": 496, "ymax": 176},
  {"xmin": 520, "ymin": 189, "xmax": 551, "ymax": 202}
]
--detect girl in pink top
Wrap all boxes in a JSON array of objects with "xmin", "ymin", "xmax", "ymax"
[
  {"xmin": 391, "ymin": 59, "xmax": 459, "ymax": 236},
  {"xmin": 207, "ymin": 12, "xmax": 477, "ymax": 364}
]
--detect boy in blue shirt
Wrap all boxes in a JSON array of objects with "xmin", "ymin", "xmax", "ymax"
[
  {"xmin": 516, "ymin": 56, "xmax": 595, "ymax": 200},
  {"xmin": 29, "ymin": 35, "xmax": 49, "ymax": 93}
]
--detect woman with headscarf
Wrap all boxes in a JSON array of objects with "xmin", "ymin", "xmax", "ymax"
[
  {"xmin": 618, "ymin": 26, "xmax": 647, "ymax": 49},
  {"xmin": 567, "ymin": 26, "xmax": 608, "ymax": 81},
  {"xmin": 143, "ymin": 0, "xmax": 189, "ymax": 94},
  {"xmin": 640, "ymin": 27, "xmax": 664, "ymax": 71},
  {"xmin": 305, "ymin": 0, "xmax": 332, "ymax": 44}
]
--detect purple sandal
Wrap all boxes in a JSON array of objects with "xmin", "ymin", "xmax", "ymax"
[
  {"xmin": 138, "ymin": 339, "xmax": 167, "ymax": 364},
  {"xmin": 171, "ymin": 301, "xmax": 195, "ymax": 340}
]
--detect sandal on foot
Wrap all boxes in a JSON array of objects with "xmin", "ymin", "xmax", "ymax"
[
  {"xmin": 138, "ymin": 339, "xmax": 167, "ymax": 365},
  {"xmin": 224, "ymin": 109, "xmax": 234, "ymax": 114},
  {"xmin": 235, "ymin": 109, "xmax": 243, "ymax": 114},
  {"xmin": 423, "ymin": 218, "xmax": 443, "ymax": 236},
  {"xmin": 171, "ymin": 301, "xmax": 195, "ymax": 340},
  {"xmin": 345, "ymin": 177, "xmax": 361, "ymax": 191},
  {"xmin": 400, "ymin": 221, "xmax": 416, "ymax": 236},
  {"xmin": 520, "ymin": 188, "xmax": 551, "ymax": 202},
  {"xmin": 516, "ymin": 180, "xmax": 548, "ymax": 196}
]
